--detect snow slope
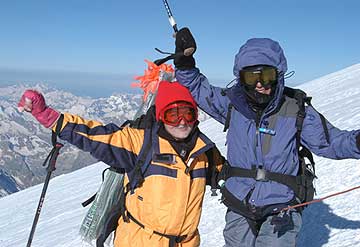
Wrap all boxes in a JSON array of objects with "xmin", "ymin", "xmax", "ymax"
[{"xmin": 1, "ymin": 64, "xmax": 360, "ymax": 247}]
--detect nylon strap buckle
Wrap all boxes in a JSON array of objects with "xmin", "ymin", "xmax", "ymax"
[{"xmin": 254, "ymin": 167, "xmax": 269, "ymax": 182}]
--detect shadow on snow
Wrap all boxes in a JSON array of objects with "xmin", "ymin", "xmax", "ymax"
[{"xmin": 297, "ymin": 202, "xmax": 360, "ymax": 246}]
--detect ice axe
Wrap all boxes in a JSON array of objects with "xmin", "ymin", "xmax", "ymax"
[{"xmin": 155, "ymin": 0, "xmax": 195, "ymax": 65}]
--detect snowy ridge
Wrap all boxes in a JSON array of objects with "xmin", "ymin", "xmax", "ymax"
[{"xmin": 1, "ymin": 64, "xmax": 360, "ymax": 246}]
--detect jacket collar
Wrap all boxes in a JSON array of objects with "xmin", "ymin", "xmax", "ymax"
[{"xmin": 152, "ymin": 123, "xmax": 215, "ymax": 159}]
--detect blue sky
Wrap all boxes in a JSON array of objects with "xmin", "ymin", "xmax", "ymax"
[{"xmin": 1, "ymin": 0, "xmax": 359, "ymax": 97}]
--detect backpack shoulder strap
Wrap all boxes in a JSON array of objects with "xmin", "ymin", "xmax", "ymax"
[
  {"xmin": 284, "ymin": 87, "xmax": 308, "ymax": 148},
  {"xmin": 122, "ymin": 105, "xmax": 156, "ymax": 129},
  {"xmin": 120, "ymin": 107, "xmax": 156, "ymax": 221},
  {"xmin": 223, "ymin": 103, "xmax": 233, "ymax": 132},
  {"xmin": 131, "ymin": 129, "xmax": 153, "ymax": 189},
  {"xmin": 127, "ymin": 105, "xmax": 156, "ymax": 191},
  {"xmin": 283, "ymin": 86, "xmax": 329, "ymax": 144}
]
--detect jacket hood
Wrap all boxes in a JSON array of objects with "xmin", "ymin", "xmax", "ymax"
[
  {"xmin": 229, "ymin": 38, "xmax": 288, "ymax": 118},
  {"xmin": 233, "ymin": 38, "xmax": 288, "ymax": 77}
]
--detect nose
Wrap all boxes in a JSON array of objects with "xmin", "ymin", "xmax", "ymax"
[
  {"xmin": 178, "ymin": 118, "xmax": 187, "ymax": 125},
  {"xmin": 256, "ymin": 81, "xmax": 263, "ymax": 88}
]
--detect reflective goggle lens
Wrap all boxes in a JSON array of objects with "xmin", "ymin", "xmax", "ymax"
[
  {"xmin": 240, "ymin": 66, "xmax": 277, "ymax": 87},
  {"xmin": 161, "ymin": 104, "xmax": 197, "ymax": 126}
]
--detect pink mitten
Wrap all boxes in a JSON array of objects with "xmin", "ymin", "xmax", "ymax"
[{"xmin": 18, "ymin": 90, "xmax": 60, "ymax": 128}]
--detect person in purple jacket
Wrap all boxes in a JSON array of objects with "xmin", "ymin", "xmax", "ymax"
[{"xmin": 171, "ymin": 27, "xmax": 360, "ymax": 247}]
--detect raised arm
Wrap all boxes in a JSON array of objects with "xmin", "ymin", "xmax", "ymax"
[
  {"xmin": 176, "ymin": 69, "xmax": 231, "ymax": 124},
  {"xmin": 173, "ymin": 27, "xmax": 231, "ymax": 124}
]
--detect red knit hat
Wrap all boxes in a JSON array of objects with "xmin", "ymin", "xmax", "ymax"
[{"xmin": 155, "ymin": 81, "xmax": 197, "ymax": 121}]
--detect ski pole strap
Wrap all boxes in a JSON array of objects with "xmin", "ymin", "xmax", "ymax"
[
  {"xmin": 41, "ymin": 141, "xmax": 63, "ymax": 171},
  {"xmin": 154, "ymin": 53, "xmax": 177, "ymax": 66},
  {"xmin": 126, "ymin": 211, "xmax": 187, "ymax": 247},
  {"xmin": 51, "ymin": 114, "xmax": 64, "ymax": 146},
  {"xmin": 41, "ymin": 114, "xmax": 64, "ymax": 172}
]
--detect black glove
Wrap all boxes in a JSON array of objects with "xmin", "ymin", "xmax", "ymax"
[{"xmin": 174, "ymin": 27, "xmax": 197, "ymax": 70}]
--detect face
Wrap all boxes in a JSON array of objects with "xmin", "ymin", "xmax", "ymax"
[
  {"xmin": 164, "ymin": 119, "xmax": 194, "ymax": 140},
  {"xmin": 240, "ymin": 65, "xmax": 277, "ymax": 96},
  {"xmin": 159, "ymin": 101, "xmax": 197, "ymax": 140}
]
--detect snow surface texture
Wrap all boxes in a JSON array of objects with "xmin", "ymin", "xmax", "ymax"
[{"xmin": 1, "ymin": 64, "xmax": 360, "ymax": 246}]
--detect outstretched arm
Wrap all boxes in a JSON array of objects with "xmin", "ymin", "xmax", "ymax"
[
  {"xmin": 53, "ymin": 113, "xmax": 143, "ymax": 171},
  {"xmin": 18, "ymin": 90, "xmax": 142, "ymax": 171},
  {"xmin": 301, "ymin": 106, "xmax": 360, "ymax": 159}
]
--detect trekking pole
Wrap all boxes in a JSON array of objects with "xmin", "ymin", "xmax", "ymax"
[
  {"xmin": 26, "ymin": 116, "xmax": 64, "ymax": 246},
  {"xmin": 26, "ymin": 143, "xmax": 63, "ymax": 247}
]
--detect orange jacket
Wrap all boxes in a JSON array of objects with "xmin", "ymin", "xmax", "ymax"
[{"xmin": 53, "ymin": 113, "xmax": 223, "ymax": 246}]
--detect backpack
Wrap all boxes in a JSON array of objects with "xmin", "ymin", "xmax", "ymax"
[
  {"xmin": 79, "ymin": 106, "xmax": 222, "ymax": 247},
  {"xmin": 220, "ymin": 86, "xmax": 329, "ymax": 205},
  {"xmin": 79, "ymin": 106, "xmax": 156, "ymax": 247}
]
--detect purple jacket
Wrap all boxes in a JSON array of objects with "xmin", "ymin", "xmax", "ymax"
[{"xmin": 175, "ymin": 38, "xmax": 360, "ymax": 207}]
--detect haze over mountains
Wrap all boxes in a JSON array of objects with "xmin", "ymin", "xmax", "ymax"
[{"xmin": 0, "ymin": 67, "xmax": 137, "ymax": 98}]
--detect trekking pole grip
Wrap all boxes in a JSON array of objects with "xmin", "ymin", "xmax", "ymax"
[{"xmin": 47, "ymin": 143, "xmax": 63, "ymax": 172}]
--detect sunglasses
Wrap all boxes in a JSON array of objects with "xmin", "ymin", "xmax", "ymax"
[
  {"xmin": 239, "ymin": 66, "xmax": 278, "ymax": 87},
  {"xmin": 160, "ymin": 102, "xmax": 197, "ymax": 126}
]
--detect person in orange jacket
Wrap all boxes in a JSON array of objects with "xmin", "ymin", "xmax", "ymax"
[{"xmin": 18, "ymin": 80, "xmax": 224, "ymax": 247}]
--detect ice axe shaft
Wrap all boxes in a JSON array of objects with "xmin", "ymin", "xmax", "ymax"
[
  {"xmin": 161, "ymin": 0, "xmax": 195, "ymax": 57},
  {"xmin": 162, "ymin": 0, "xmax": 178, "ymax": 33}
]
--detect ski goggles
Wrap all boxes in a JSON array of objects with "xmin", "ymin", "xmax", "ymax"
[
  {"xmin": 239, "ymin": 65, "xmax": 278, "ymax": 88},
  {"xmin": 159, "ymin": 102, "xmax": 198, "ymax": 126}
]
